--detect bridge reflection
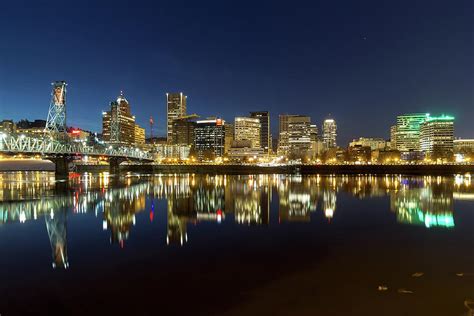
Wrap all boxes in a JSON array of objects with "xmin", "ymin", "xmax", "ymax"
[{"xmin": 0, "ymin": 172, "xmax": 472, "ymax": 268}]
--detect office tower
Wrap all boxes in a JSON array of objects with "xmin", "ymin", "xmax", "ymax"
[
  {"xmin": 395, "ymin": 113, "xmax": 427, "ymax": 152},
  {"xmin": 250, "ymin": 111, "xmax": 270, "ymax": 153},
  {"xmin": 166, "ymin": 92, "xmax": 187, "ymax": 143},
  {"xmin": 134, "ymin": 124, "xmax": 145, "ymax": 145},
  {"xmin": 172, "ymin": 115, "xmax": 198, "ymax": 145},
  {"xmin": 102, "ymin": 92, "xmax": 136, "ymax": 144},
  {"xmin": 224, "ymin": 123, "xmax": 234, "ymax": 154},
  {"xmin": 322, "ymin": 118, "xmax": 337, "ymax": 149},
  {"xmin": 278, "ymin": 114, "xmax": 290, "ymax": 155},
  {"xmin": 278, "ymin": 114, "xmax": 312, "ymax": 156},
  {"xmin": 420, "ymin": 115, "xmax": 454, "ymax": 159},
  {"xmin": 390, "ymin": 125, "xmax": 398, "ymax": 150},
  {"xmin": 234, "ymin": 117, "xmax": 261, "ymax": 148},
  {"xmin": 288, "ymin": 115, "xmax": 312, "ymax": 154},
  {"xmin": 194, "ymin": 118, "xmax": 226, "ymax": 159}
]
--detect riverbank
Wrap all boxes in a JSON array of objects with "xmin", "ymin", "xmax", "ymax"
[
  {"xmin": 0, "ymin": 159, "xmax": 55, "ymax": 171},
  {"xmin": 76, "ymin": 163, "xmax": 474, "ymax": 175}
]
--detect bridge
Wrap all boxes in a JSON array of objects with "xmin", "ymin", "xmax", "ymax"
[{"xmin": 0, "ymin": 81, "xmax": 153, "ymax": 176}]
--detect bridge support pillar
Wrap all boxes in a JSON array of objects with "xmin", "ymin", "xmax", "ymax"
[
  {"xmin": 109, "ymin": 157, "xmax": 126, "ymax": 175},
  {"xmin": 49, "ymin": 157, "xmax": 69, "ymax": 179}
]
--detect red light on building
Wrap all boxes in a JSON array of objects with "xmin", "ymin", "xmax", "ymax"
[{"xmin": 216, "ymin": 119, "xmax": 222, "ymax": 126}]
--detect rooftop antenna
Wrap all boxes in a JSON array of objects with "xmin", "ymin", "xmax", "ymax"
[{"xmin": 149, "ymin": 116, "xmax": 154, "ymax": 139}]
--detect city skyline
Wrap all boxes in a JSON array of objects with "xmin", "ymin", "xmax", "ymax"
[
  {"xmin": 0, "ymin": 1, "xmax": 472, "ymax": 145},
  {"xmin": 0, "ymin": 86, "xmax": 468, "ymax": 147}
]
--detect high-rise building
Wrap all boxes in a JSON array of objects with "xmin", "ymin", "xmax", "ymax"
[
  {"xmin": 395, "ymin": 113, "xmax": 427, "ymax": 152},
  {"xmin": 234, "ymin": 117, "xmax": 261, "ymax": 148},
  {"xmin": 194, "ymin": 118, "xmax": 226, "ymax": 160},
  {"xmin": 134, "ymin": 124, "xmax": 145, "ymax": 145},
  {"xmin": 102, "ymin": 92, "xmax": 136, "ymax": 144},
  {"xmin": 288, "ymin": 115, "xmax": 312, "ymax": 155},
  {"xmin": 250, "ymin": 111, "xmax": 270, "ymax": 153},
  {"xmin": 172, "ymin": 115, "xmax": 198, "ymax": 146},
  {"xmin": 278, "ymin": 114, "xmax": 291, "ymax": 155},
  {"xmin": 322, "ymin": 118, "xmax": 337, "ymax": 149},
  {"xmin": 278, "ymin": 114, "xmax": 313, "ymax": 157},
  {"xmin": 166, "ymin": 92, "xmax": 187, "ymax": 143},
  {"xmin": 420, "ymin": 115, "xmax": 454, "ymax": 159},
  {"xmin": 224, "ymin": 123, "xmax": 234, "ymax": 155},
  {"xmin": 390, "ymin": 125, "xmax": 398, "ymax": 150}
]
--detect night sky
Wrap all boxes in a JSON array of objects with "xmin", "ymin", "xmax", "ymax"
[{"xmin": 0, "ymin": 0, "xmax": 472, "ymax": 145}]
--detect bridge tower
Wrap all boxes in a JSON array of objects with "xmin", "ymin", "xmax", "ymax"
[
  {"xmin": 45, "ymin": 81, "xmax": 67, "ymax": 139},
  {"xmin": 45, "ymin": 208, "xmax": 69, "ymax": 269}
]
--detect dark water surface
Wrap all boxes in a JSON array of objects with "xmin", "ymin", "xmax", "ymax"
[{"xmin": 0, "ymin": 172, "xmax": 473, "ymax": 316}]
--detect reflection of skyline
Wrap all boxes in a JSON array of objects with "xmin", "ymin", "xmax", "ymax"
[{"xmin": 0, "ymin": 172, "xmax": 472, "ymax": 267}]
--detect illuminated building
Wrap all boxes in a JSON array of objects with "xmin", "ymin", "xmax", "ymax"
[
  {"xmin": 390, "ymin": 125, "xmax": 397, "ymax": 149},
  {"xmin": 153, "ymin": 144, "xmax": 191, "ymax": 160},
  {"xmin": 234, "ymin": 117, "xmax": 261, "ymax": 149},
  {"xmin": 15, "ymin": 119, "xmax": 46, "ymax": 136},
  {"xmin": 250, "ymin": 111, "xmax": 271, "ymax": 154},
  {"xmin": 395, "ymin": 113, "xmax": 427, "ymax": 152},
  {"xmin": 172, "ymin": 115, "xmax": 198, "ymax": 145},
  {"xmin": 134, "ymin": 124, "xmax": 145, "ymax": 145},
  {"xmin": 166, "ymin": 92, "xmax": 187, "ymax": 143},
  {"xmin": 224, "ymin": 123, "xmax": 234, "ymax": 155},
  {"xmin": 323, "ymin": 117, "xmax": 337, "ymax": 149},
  {"xmin": 454, "ymin": 139, "xmax": 474, "ymax": 153},
  {"xmin": 228, "ymin": 141, "xmax": 266, "ymax": 161},
  {"xmin": 278, "ymin": 115, "xmax": 313, "ymax": 157},
  {"xmin": 0, "ymin": 120, "xmax": 16, "ymax": 134},
  {"xmin": 349, "ymin": 137, "xmax": 386, "ymax": 150},
  {"xmin": 194, "ymin": 118, "xmax": 226, "ymax": 160},
  {"xmin": 102, "ymin": 92, "xmax": 136, "ymax": 144},
  {"xmin": 277, "ymin": 114, "xmax": 291, "ymax": 155},
  {"xmin": 420, "ymin": 115, "xmax": 454, "ymax": 159},
  {"xmin": 67, "ymin": 128, "xmax": 90, "ymax": 142}
]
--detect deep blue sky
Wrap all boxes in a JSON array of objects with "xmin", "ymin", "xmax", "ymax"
[{"xmin": 0, "ymin": 0, "xmax": 472, "ymax": 145}]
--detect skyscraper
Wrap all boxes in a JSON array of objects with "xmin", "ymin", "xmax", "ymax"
[
  {"xmin": 322, "ymin": 118, "xmax": 337, "ymax": 149},
  {"xmin": 102, "ymin": 92, "xmax": 136, "ymax": 144},
  {"xmin": 166, "ymin": 92, "xmax": 187, "ymax": 143},
  {"xmin": 250, "ymin": 111, "xmax": 270, "ymax": 153},
  {"xmin": 234, "ymin": 117, "xmax": 261, "ymax": 148},
  {"xmin": 194, "ymin": 118, "xmax": 226, "ymax": 160},
  {"xmin": 420, "ymin": 115, "xmax": 454, "ymax": 159},
  {"xmin": 395, "ymin": 113, "xmax": 427, "ymax": 152},
  {"xmin": 390, "ymin": 125, "xmax": 398, "ymax": 150},
  {"xmin": 278, "ymin": 114, "xmax": 312, "ymax": 157},
  {"xmin": 172, "ymin": 115, "xmax": 198, "ymax": 146}
]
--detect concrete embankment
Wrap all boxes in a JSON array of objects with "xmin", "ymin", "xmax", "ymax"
[
  {"xmin": 0, "ymin": 159, "xmax": 55, "ymax": 171},
  {"xmin": 75, "ymin": 163, "xmax": 474, "ymax": 175}
]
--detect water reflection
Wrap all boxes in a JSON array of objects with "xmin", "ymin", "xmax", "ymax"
[{"xmin": 0, "ymin": 172, "xmax": 472, "ymax": 268}]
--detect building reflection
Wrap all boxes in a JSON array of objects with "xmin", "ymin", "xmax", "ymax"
[
  {"xmin": 390, "ymin": 177, "xmax": 455, "ymax": 228},
  {"xmin": 45, "ymin": 208, "xmax": 69, "ymax": 269},
  {"xmin": 0, "ymin": 172, "xmax": 473, "ymax": 267}
]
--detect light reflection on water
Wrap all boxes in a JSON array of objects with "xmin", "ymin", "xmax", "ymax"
[{"xmin": 0, "ymin": 172, "xmax": 472, "ymax": 269}]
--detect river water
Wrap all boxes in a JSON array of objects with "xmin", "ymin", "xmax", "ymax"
[{"xmin": 0, "ymin": 172, "xmax": 473, "ymax": 316}]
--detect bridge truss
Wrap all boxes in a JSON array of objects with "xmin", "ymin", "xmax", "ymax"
[{"xmin": 0, "ymin": 133, "xmax": 152, "ymax": 160}]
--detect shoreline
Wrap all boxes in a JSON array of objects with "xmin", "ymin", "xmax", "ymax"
[
  {"xmin": 78, "ymin": 163, "xmax": 473, "ymax": 175},
  {"xmin": 1, "ymin": 161, "xmax": 472, "ymax": 175}
]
